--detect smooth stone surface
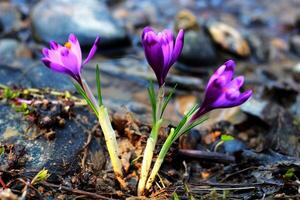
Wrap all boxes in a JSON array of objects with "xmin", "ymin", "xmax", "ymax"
[
  {"xmin": 0, "ymin": 2, "xmax": 22, "ymax": 33},
  {"xmin": 0, "ymin": 103, "xmax": 101, "ymax": 175},
  {"xmin": 292, "ymin": 63, "xmax": 300, "ymax": 82},
  {"xmin": 290, "ymin": 35, "xmax": 300, "ymax": 56},
  {"xmin": 245, "ymin": 33, "xmax": 271, "ymax": 63},
  {"xmin": 179, "ymin": 30, "xmax": 217, "ymax": 67},
  {"xmin": 207, "ymin": 21, "xmax": 250, "ymax": 57},
  {"xmin": 0, "ymin": 39, "xmax": 32, "ymax": 66},
  {"xmin": 31, "ymin": 0, "xmax": 130, "ymax": 48}
]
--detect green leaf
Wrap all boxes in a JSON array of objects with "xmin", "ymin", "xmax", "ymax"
[
  {"xmin": 96, "ymin": 64, "xmax": 103, "ymax": 107},
  {"xmin": 13, "ymin": 103, "xmax": 30, "ymax": 115},
  {"xmin": 0, "ymin": 146, "xmax": 4, "ymax": 156},
  {"xmin": 221, "ymin": 134, "xmax": 235, "ymax": 142},
  {"xmin": 31, "ymin": 168, "xmax": 50, "ymax": 185},
  {"xmin": 284, "ymin": 167, "xmax": 295, "ymax": 179},
  {"xmin": 73, "ymin": 82, "xmax": 98, "ymax": 116},
  {"xmin": 160, "ymin": 84, "xmax": 177, "ymax": 118},
  {"xmin": 173, "ymin": 192, "xmax": 180, "ymax": 200},
  {"xmin": 147, "ymin": 81, "xmax": 157, "ymax": 123},
  {"xmin": 181, "ymin": 116, "xmax": 208, "ymax": 135}
]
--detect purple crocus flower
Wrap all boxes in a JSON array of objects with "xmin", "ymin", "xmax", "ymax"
[
  {"xmin": 141, "ymin": 27, "xmax": 184, "ymax": 87},
  {"xmin": 41, "ymin": 33, "xmax": 100, "ymax": 86},
  {"xmin": 191, "ymin": 60, "xmax": 252, "ymax": 121}
]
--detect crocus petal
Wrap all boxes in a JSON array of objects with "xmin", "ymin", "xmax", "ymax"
[
  {"xmin": 68, "ymin": 33, "xmax": 82, "ymax": 68},
  {"xmin": 59, "ymin": 48, "xmax": 80, "ymax": 75},
  {"xmin": 42, "ymin": 58, "xmax": 75, "ymax": 77},
  {"xmin": 83, "ymin": 36, "xmax": 100, "ymax": 65},
  {"xmin": 170, "ymin": 29, "xmax": 184, "ymax": 64},
  {"xmin": 191, "ymin": 60, "xmax": 252, "ymax": 121},
  {"xmin": 50, "ymin": 41, "xmax": 59, "ymax": 50},
  {"xmin": 142, "ymin": 31, "xmax": 165, "ymax": 85},
  {"xmin": 42, "ymin": 48, "xmax": 49, "ymax": 57}
]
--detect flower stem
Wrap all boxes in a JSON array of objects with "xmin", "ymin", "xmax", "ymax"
[
  {"xmin": 145, "ymin": 128, "xmax": 175, "ymax": 191},
  {"xmin": 137, "ymin": 119, "xmax": 163, "ymax": 196},
  {"xmin": 82, "ymin": 79, "xmax": 99, "ymax": 109},
  {"xmin": 98, "ymin": 105, "xmax": 124, "ymax": 179}
]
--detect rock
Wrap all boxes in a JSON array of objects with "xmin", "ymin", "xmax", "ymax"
[
  {"xmin": 207, "ymin": 21, "xmax": 250, "ymax": 57},
  {"xmin": 0, "ymin": 64, "xmax": 29, "ymax": 87},
  {"xmin": 0, "ymin": 39, "xmax": 32, "ymax": 66},
  {"xmin": 25, "ymin": 63, "xmax": 74, "ymax": 91},
  {"xmin": 290, "ymin": 35, "xmax": 300, "ymax": 56},
  {"xmin": 245, "ymin": 33, "xmax": 270, "ymax": 63},
  {"xmin": 179, "ymin": 30, "xmax": 218, "ymax": 67},
  {"xmin": 31, "ymin": 0, "xmax": 130, "ymax": 48},
  {"xmin": 174, "ymin": 10, "xmax": 217, "ymax": 67},
  {"xmin": 292, "ymin": 63, "xmax": 300, "ymax": 82},
  {"xmin": 0, "ymin": 103, "xmax": 102, "ymax": 175},
  {"xmin": 240, "ymin": 98, "xmax": 282, "ymax": 126},
  {"xmin": 267, "ymin": 112, "xmax": 300, "ymax": 158},
  {"xmin": 0, "ymin": 2, "xmax": 22, "ymax": 34}
]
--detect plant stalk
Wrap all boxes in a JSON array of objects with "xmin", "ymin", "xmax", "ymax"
[
  {"xmin": 98, "ymin": 105, "xmax": 123, "ymax": 179},
  {"xmin": 145, "ymin": 128, "xmax": 175, "ymax": 191},
  {"xmin": 137, "ymin": 119, "xmax": 163, "ymax": 196}
]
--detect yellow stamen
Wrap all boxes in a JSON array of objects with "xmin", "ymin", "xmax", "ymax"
[{"xmin": 64, "ymin": 42, "xmax": 72, "ymax": 49}]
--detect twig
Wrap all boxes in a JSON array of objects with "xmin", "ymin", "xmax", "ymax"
[
  {"xmin": 41, "ymin": 182, "xmax": 116, "ymax": 200},
  {"xmin": 178, "ymin": 149, "xmax": 235, "ymax": 163}
]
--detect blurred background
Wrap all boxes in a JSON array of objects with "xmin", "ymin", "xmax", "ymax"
[
  {"xmin": 0, "ymin": 0, "xmax": 300, "ymax": 154},
  {"xmin": 0, "ymin": 0, "xmax": 300, "ymax": 199}
]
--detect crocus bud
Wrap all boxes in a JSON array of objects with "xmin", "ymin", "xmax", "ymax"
[
  {"xmin": 192, "ymin": 60, "xmax": 252, "ymax": 120},
  {"xmin": 141, "ymin": 27, "xmax": 184, "ymax": 87}
]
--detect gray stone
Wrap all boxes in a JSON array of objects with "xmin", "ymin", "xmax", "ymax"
[
  {"xmin": 31, "ymin": 0, "xmax": 130, "ymax": 48},
  {"xmin": 179, "ymin": 30, "xmax": 217, "ymax": 67},
  {"xmin": 0, "ymin": 103, "xmax": 102, "ymax": 174},
  {"xmin": 290, "ymin": 35, "xmax": 300, "ymax": 56},
  {"xmin": 0, "ymin": 39, "xmax": 32, "ymax": 66},
  {"xmin": 292, "ymin": 63, "xmax": 300, "ymax": 82},
  {"xmin": 245, "ymin": 33, "xmax": 270, "ymax": 63},
  {"xmin": 0, "ymin": 2, "xmax": 22, "ymax": 34}
]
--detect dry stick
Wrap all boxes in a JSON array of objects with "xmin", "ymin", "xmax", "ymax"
[
  {"xmin": 41, "ymin": 182, "xmax": 115, "ymax": 200},
  {"xmin": 178, "ymin": 149, "xmax": 236, "ymax": 163}
]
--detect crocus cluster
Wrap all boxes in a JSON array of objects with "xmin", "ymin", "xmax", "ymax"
[
  {"xmin": 42, "ymin": 33, "xmax": 100, "ymax": 86},
  {"xmin": 141, "ymin": 27, "xmax": 184, "ymax": 87},
  {"xmin": 191, "ymin": 60, "xmax": 252, "ymax": 120},
  {"xmin": 40, "ymin": 27, "xmax": 253, "ymax": 196}
]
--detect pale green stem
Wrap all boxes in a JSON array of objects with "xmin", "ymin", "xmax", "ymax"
[
  {"xmin": 82, "ymin": 79, "xmax": 99, "ymax": 109},
  {"xmin": 137, "ymin": 86, "xmax": 165, "ymax": 196},
  {"xmin": 137, "ymin": 119, "xmax": 163, "ymax": 196},
  {"xmin": 145, "ymin": 113, "xmax": 196, "ymax": 191},
  {"xmin": 98, "ymin": 105, "xmax": 123, "ymax": 178},
  {"xmin": 156, "ymin": 86, "xmax": 165, "ymax": 121},
  {"xmin": 81, "ymin": 79, "xmax": 123, "ymax": 179},
  {"xmin": 145, "ymin": 128, "xmax": 175, "ymax": 191}
]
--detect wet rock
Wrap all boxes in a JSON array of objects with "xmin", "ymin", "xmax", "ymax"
[
  {"xmin": 213, "ymin": 139, "xmax": 247, "ymax": 154},
  {"xmin": 31, "ymin": 0, "xmax": 130, "ymax": 48},
  {"xmin": 0, "ymin": 64, "xmax": 29, "ymax": 87},
  {"xmin": 25, "ymin": 63, "xmax": 74, "ymax": 91},
  {"xmin": 207, "ymin": 21, "xmax": 250, "ymax": 57},
  {"xmin": 0, "ymin": 39, "xmax": 32, "ymax": 65},
  {"xmin": 292, "ymin": 63, "xmax": 300, "ymax": 82},
  {"xmin": 290, "ymin": 35, "xmax": 300, "ymax": 56},
  {"xmin": 0, "ymin": 103, "xmax": 102, "ymax": 174},
  {"xmin": 0, "ymin": 2, "xmax": 22, "ymax": 34},
  {"xmin": 174, "ymin": 10, "xmax": 217, "ymax": 67},
  {"xmin": 245, "ymin": 33, "xmax": 270, "ymax": 63},
  {"xmin": 240, "ymin": 98, "xmax": 282, "ymax": 126},
  {"xmin": 179, "ymin": 30, "xmax": 218, "ymax": 67},
  {"xmin": 268, "ymin": 112, "xmax": 300, "ymax": 158},
  {"xmin": 263, "ymin": 81, "xmax": 299, "ymax": 107}
]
